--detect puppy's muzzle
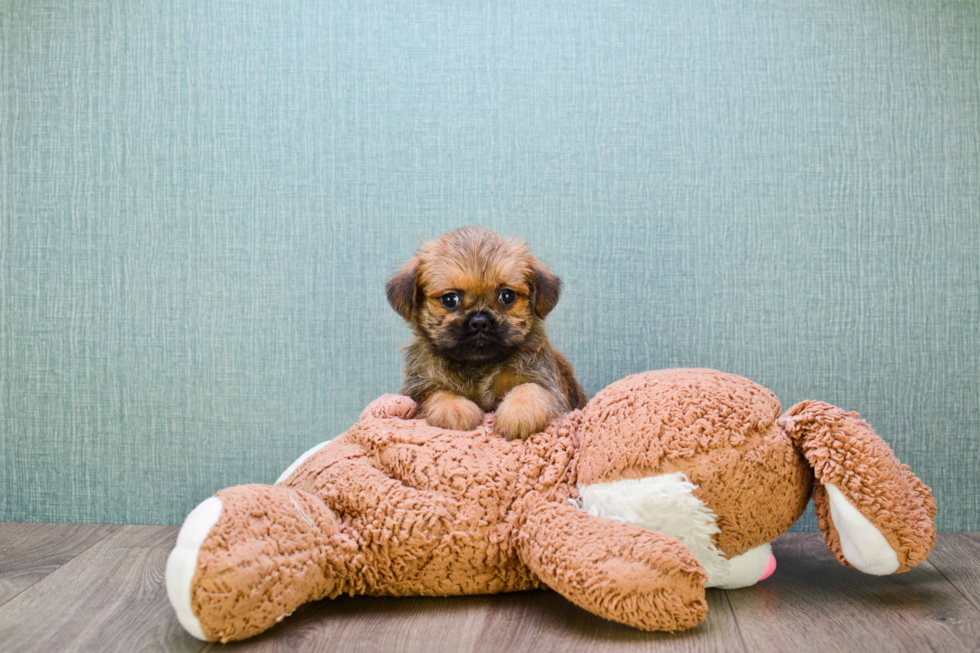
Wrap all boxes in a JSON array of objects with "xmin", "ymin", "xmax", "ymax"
[{"xmin": 465, "ymin": 312, "xmax": 493, "ymax": 334}]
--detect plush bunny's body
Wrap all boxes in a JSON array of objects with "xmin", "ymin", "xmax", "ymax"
[{"xmin": 167, "ymin": 369, "xmax": 935, "ymax": 643}]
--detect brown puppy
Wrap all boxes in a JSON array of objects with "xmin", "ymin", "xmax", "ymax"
[{"xmin": 386, "ymin": 226, "xmax": 588, "ymax": 439}]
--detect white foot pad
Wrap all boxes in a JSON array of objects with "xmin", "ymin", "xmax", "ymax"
[
  {"xmin": 825, "ymin": 483, "xmax": 899, "ymax": 575},
  {"xmin": 166, "ymin": 497, "xmax": 223, "ymax": 641}
]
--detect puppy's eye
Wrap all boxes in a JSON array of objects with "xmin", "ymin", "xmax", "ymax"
[
  {"xmin": 440, "ymin": 292, "xmax": 461, "ymax": 310},
  {"xmin": 497, "ymin": 289, "xmax": 516, "ymax": 306}
]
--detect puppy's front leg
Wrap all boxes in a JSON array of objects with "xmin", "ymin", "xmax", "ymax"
[
  {"xmin": 422, "ymin": 391, "xmax": 485, "ymax": 431},
  {"xmin": 494, "ymin": 383, "xmax": 560, "ymax": 440}
]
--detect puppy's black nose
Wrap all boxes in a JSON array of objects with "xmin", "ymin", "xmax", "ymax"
[{"xmin": 466, "ymin": 312, "xmax": 492, "ymax": 333}]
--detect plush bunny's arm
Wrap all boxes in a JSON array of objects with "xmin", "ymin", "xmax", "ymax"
[
  {"xmin": 514, "ymin": 493, "xmax": 708, "ymax": 632},
  {"xmin": 359, "ymin": 393, "xmax": 418, "ymax": 421}
]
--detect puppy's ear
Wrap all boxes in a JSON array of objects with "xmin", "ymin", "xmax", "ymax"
[
  {"xmin": 531, "ymin": 258, "xmax": 562, "ymax": 318},
  {"xmin": 386, "ymin": 258, "xmax": 419, "ymax": 322}
]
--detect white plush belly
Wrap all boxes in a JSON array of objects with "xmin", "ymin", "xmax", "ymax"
[{"xmin": 577, "ymin": 472, "xmax": 770, "ymax": 589}]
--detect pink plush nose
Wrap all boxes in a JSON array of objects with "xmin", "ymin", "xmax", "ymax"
[{"xmin": 758, "ymin": 553, "xmax": 777, "ymax": 582}]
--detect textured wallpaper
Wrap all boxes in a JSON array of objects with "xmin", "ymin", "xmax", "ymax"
[{"xmin": 1, "ymin": 0, "xmax": 978, "ymax": 529}]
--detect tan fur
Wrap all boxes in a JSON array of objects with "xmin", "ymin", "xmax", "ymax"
[
  {"xmin": 386, "ymin": 226, "xmax": 587, "ymax": 439},
  {"xmin": 495, "ymin": 383, "xmax": 560, "ymax": 440},
  {"xmin": 422, "ymin": 390, "xmax": 485, "ymax": 431}
]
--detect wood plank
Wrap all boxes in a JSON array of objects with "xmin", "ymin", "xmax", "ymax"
[
  {"xmin": 0, "ymin": 525, "xmax": 205, "ymax": 653},
  {"xmin": 207, "ymin": 594, "xmax": 492, "ymax": 653},
  {"xmin": 472, "ymin": 588, "xmax": 746, "ymax": 653},
  {"xmin": 202, "ymin": 588, "xmax": 744, "ymax": 653},
  {"xmin": 927, "ymin": 533, "xmax": 980, "ymax": 614},
  {"xmin": 726, "ymin": 532, "xmax": 980, "ymax": 653},
  {"xmin": 0, "ymin": 522, "xmax": 119, "ymax": 607},
  {"xmin": 1, "ymin": 525, "xmax": 977, "ymax": 652}
]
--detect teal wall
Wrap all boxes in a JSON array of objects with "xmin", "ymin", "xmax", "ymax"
[{"xmin": 2, "ymin": 0, "xmax": 978, "ymax": 529}]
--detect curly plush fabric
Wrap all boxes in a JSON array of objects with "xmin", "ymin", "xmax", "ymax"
[
  {"xmin": 285, "ymin": 410, "xmax": 581, "ymax": 597},
  {"xmin": 191, "ymin": 485, "xmax": 348, "ymax": 642},
  {"xmin": 517, "ymin": 492, "xmax": 708, "ymax": 632},
  {"xmin": 578, "ymin": 369, "xmax": 783, "ymax": 484},
  {"xmin": 779, "ymin": 401, "xmax": 936, "ymax": 572},
  {"xmin": 578, "ymin": 370, "xmax": 812, "ymax": 557},
  {"xmin": 168, "ymin": 369, "xmax": 936, "ymax": 642}
]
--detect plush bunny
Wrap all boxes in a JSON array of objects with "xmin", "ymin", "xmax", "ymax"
[{"xmin": 166, "ymin": 369, "xmax": 935, "ymax": 643}]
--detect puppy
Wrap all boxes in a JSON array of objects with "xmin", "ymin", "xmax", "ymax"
[{"xmin": 386, "ymin": 226, "xmax": 587, "ymax": 439}]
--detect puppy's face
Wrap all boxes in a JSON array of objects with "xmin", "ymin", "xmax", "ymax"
[{"xmin": 387, "ymin": 226, "xmax": 562, "ymax": 365}]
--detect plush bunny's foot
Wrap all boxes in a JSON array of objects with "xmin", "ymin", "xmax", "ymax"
[
  {"xmin": 166, "ymin": 484, "xmax": 349, "ymax": 642},
  {"xmin": 167, "ymin": 497, "xmax": 223, "ymax": 640},
  {"xmin": 781, "ymin": 401, "xmax": 936, "ymax": 574}
]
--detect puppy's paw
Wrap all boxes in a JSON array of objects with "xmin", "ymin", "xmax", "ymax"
[
  {"xmin": 424, "ymin": 392, "xmax": 484, "ymax": 431},
  {"xmin": 494, "ymin": 383, "xmax": 559, "ymax": 440}
]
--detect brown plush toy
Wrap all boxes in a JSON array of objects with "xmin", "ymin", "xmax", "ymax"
[{"xmin": 166, "ymin": 369, "xmax": 936, "ymax": 642}]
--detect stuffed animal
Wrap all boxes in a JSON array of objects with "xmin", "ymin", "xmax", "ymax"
[{"xmin": 166, "ymin": 369, "xmax": 935, "ymax": 643}]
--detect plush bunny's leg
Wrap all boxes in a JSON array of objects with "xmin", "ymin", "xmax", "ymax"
[
  {"xmin": 515, "ymin": 493, "xmax": 708, "ymax": 632},
  {"xmin": 780, "ymin": 401, "xmax": 936, "ymax": 574},
  {"xmin": 166, "ymin": 484, "xmax": 351, "ymax": 643}
]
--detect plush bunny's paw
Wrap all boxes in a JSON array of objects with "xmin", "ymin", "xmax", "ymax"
[
  {"xmin": 517, "ymin": 493, "xmax": 707, "ymax": 632},
  {"xmin": 360, "ymin": 394, "xmax": 418, "ymax": 421}
]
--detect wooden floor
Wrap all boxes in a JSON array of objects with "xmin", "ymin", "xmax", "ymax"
[{"xmin": 0, "ymin": 525, "xmax": 978, "ymax": 653}]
